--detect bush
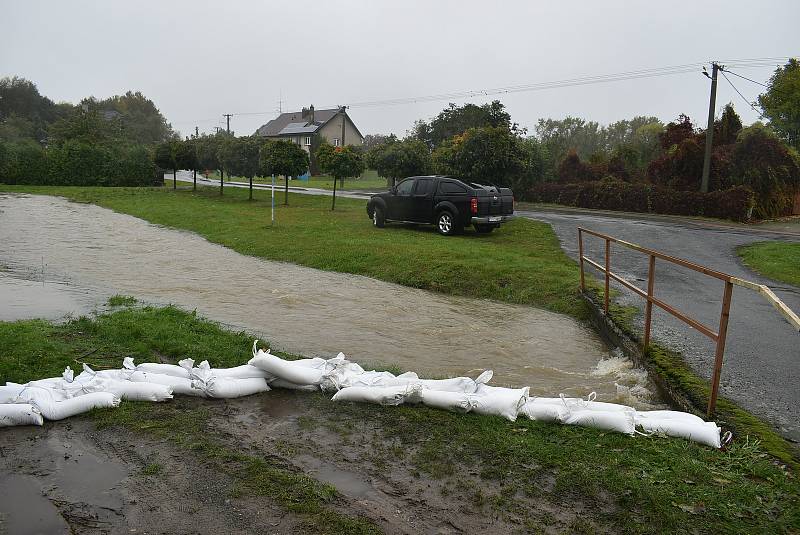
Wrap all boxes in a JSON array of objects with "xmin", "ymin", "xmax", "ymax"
[
  {"xmin": 525, "ymin": 180, "xmax": 754, "ymax": 222},
  {"xmin": 0, "ymin": 140, "xmax": 156, "ymax": 186}
]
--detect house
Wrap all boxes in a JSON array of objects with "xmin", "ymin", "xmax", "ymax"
[{"xmin": 255, "ymin": 105, "xmax": 364, "ymax": 155}]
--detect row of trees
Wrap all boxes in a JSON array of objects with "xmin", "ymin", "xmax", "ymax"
[{"xmin": 153, "ymin": 134, "xmax": 365, "ymax": 209}]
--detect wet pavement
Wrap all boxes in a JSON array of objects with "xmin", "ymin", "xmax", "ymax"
[
  {"xmin": 519, "ymin": 207, "xmax": 800, "ymax": 441},
  {"xmin": 0, "ymin": 194, "xmax": 655, "ymax": 403}
]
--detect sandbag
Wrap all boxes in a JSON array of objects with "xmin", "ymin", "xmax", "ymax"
[
  {"xmin": 0, "ymin": 384, "xmax": 26, "ymax": 404},
  {"xmin": 561, "ymin": 392, "xmax": 634, "ymax": 413},
  {"xmin": 101, "ymin": 380, "xmax": 173, "ymax": 402},
  {"xmin": 471, "ymin": 385, "xmax": 530, "ymax": 421},
  {"xmin": 331, "ymin": 384, "xmax": 423, "ymax": 406},
  {"xmin": 634, "ymin": 410, "xmax": 705, "ymax": 426},
  {"xmin": 248, "ymin": 352, "xmax": 326, "ymax": 385},
  {"xmin": 129, "ymin": 371, "xmax": 206, "ymax": 397},
  {"xmin": 14, "ymin": 388, "xmax": 119, "ymax": 420},
  {"xmin": 518, "ymin": 398, "xmax": 569, "ymax": 423},
  {"xmin": 638, "ymin": 418, "xmax": 723, "ymax": 448},
  {"xmin": 198, "ymin": 377, "xmax": 270, "ymax": 399},
  {"xmin": 420, "ymin": 390, "xmax": 475, "ymax": 413},
  {"xmin": 391, "ymin": 370, "xmax": 494, "ymax": 393},
  {"xmin": 563, "ymin": 409, "xmax": 635, "ymax": 435},
  {"xmin": 0, "ymin": 404, "xmax": 44, "ymax": 427},
  {"xmin": 269, "ymin": 378, "xmax": 319, "ymax": 392},
  {"xmin": 210, "ymin": 364, "xmax": 274, "ymax": 380}
]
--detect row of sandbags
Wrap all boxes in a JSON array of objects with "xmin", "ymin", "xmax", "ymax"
[{"xmin": 0, "ymin": 341, "xmax": 729, "ymax": 449}]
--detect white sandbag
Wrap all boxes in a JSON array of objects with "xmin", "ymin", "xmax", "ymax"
[
  {"xmin": 638, "ymin": 418, "xmax": 723, "ymax": 448},
  {"xmin": 210, "ymin": 364, "xmax": 274, "ymax": 380},
  {"xmin": 129, "ymin": 371, "xmax": 206, "ymax": 397},
  {"xmin": 421, "ymin": 390, "xmax": 476, "ymax": 413},
  {"xmin": 0, "ymin": 384, "xmax": 26, "ymax": 404},
  {"xmin": 268, "ymin": 378, "xmax": 320, "ymax": 392},
  {"xmin": 518, "ymin": 398, "xmax": 570, "ymax": 423},
  {"xmin": 634, "ymin": 410, "xmax": 705, "ymax": 426},
  {"xmin": 200, "ymin": 377, "xmax": 270, "ymax": 399},
  {"xmin": 0, "ymin": 404, "xmax": 44, "ymax": 427},
  {"xmin": 331, "ymin": 384, "xmax": 423, "ymax": 406},
  {"xmin": 391, "ymin": 370, "xmax": 494, "ymax": 394},
  {"xmin": 248, "ymin": 352, "xmax": 326, "ymax": 385},
  {"xmin": 14, "ymin": 388, "xmax": 119, "ymax": 420},
  {"xmin": 78, "ymin": 364, "xmax": 133, "ymax": 383},
  {"xmin": 318, "ymin": 364, "xmax": 371, "ymax": 391},
  {"xmin": 134, "ymin": 362, "xmax": 190, "ymax": 378},
  {"xmin": 561, "ymin": 392, "xmax": 634, "ymax": 413},
  {"xmin": 471, "ymin": 385, "xmax": 530, "ymax": 421},
  {"xmin": 102, "ymin": 380, "xmax": 173, "ymax": 402},
  {"xmin": 563, "ymin": 409, "xmax": 635, "ymax": 435}
]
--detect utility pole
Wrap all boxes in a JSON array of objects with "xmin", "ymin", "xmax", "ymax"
[
  {"xmin": 339, "ymin": 105, "xmax": 347, "ymax": 189},
  {"xmin": 223, "ymin": 114, "xmax": 233, "ymax": 135},
  {"xmin": 701, "ymin": 62, "xmax": 721, "ymax": 193}
]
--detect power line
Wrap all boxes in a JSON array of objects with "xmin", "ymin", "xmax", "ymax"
[
  {"xmin": 722, "ymin": 69, "xmax": 769, "ymax": 88},
  {"xmin": 720, "ymin": 69, "xmax": 762, "ymax": 117}
]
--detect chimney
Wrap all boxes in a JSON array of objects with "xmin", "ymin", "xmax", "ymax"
[
  {"xmin": 301, "ymin": 107, "xmax": 309, "ymax": 120},
  {"xmin": 309, "ymin": 104, "xmax": 315, "ymax": 124}
]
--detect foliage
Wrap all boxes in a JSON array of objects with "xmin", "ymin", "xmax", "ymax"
[
  {"xmin": 260, "ymin": 139, "xmax": 309, "ymax": 178},
  {"xmin": 196, "ymin": 133, "xmax": 227, "ymax": 173},
  {"xmin": 365, "ymin": 138, "xmax": 430, "ymax": 187},
  {"xmin": 412, "ymin": 101, "xmax": 514, "ymax": 148},
  {"xmin": 557, "ymin": 150, "xmax": 595, "ymax": 182},
  {"xmin": 316, "ymin": 142, "xmax": 365, "ymax": 181},
  {"xmin": 218, "ymin": 137, "xmax": 264, "ymax": 180},
  {"xmin": 432, "ymin": 126, "xmax": 525, "ymax": 187},
  {"xmin": 153, "ymin": 139, "xmax": 179, "ymax": 173},
  {"xmin": 361, "ymin": 133, "xmax": 397, "ymax": 152},
  {"xmin": 0, "ymin": 76, "xmax": 64, "ymax": 142},
  {"xmin": 95, "ymin": 91, "xmax": 174, "ymax": 144},
  {"xmin": 514, "ymin": 136, "xmax": 550, "ymax": 191},
  {"xmin": 527, "ymin": 179, "xmax": 755, "ymax": 221},
  {"xmin": 758, "ymin": 58, "xmax": 800, "ymax": 149},
  {"xmin": 0, "ymin": 140, "xmax": 47, "ymax": 184}
]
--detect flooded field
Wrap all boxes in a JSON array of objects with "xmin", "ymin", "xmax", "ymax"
[{"xmin": 0, "ymin": 194, "xmax": 657, "ymax": 403}]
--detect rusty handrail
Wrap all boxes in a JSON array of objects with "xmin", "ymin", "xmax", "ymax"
[{"xmin": 577, "ymin": 227, "xmax": 800, "ymax": 417}]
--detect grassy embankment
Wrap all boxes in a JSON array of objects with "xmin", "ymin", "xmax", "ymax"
[
  {"xmin": 205, "ymin": 168, "xmax": 388, "ymax": 191},
  {"xmin": 1, "ymin": 302, "xmax": 798, "ymax": 533},
  {"xmin": 2, "ymin": 183, "xmax": 798, "ymax": 465},
  {"xmin": 737, "ymin": 241, "xmax": 800, "ymax": 287}
]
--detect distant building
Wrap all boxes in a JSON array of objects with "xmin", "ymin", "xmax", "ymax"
[{"xmin": 255, "ymin": 105, "xmax": 364, "ymax": 155}]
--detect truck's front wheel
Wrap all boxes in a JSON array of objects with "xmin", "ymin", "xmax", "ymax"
[{"xmin": 373, "ymin": 206, "xmax": 385, "ymax": 228}]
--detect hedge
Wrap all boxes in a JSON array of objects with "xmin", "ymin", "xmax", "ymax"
[
  {"xmin": 0, "ymin": 140, "xmax": 160, "ymax": 187},
  {"xmin": 525, "ymin": 178, "xmax": 755, "ymax": 222}
]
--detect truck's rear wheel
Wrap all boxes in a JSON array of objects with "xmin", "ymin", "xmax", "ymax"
[
  {"xmin": 437, "ymin": 210, "xmax": 460, "ymax": 236},
  {"xmin": 373, "ymin": 206, "xmax": 385, "ymax": 228}
]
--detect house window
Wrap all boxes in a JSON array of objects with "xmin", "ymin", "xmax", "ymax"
[
  {"xmin": 305, "ymin": 136, "xmax": 311, "ymax": 146},
  {"xmin": 333, "ymin": 138, "xmax": 340, "ymax": 147}
]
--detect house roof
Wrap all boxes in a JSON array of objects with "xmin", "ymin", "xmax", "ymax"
[
  {"xmin": 278, "ymin": 122, "xmax": 320, "ymax": 135},
  {"xmin": 256, "ymin": 108, "xmax": 341, "ymax": 137}
]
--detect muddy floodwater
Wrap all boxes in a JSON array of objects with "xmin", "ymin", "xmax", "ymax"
[{"xmin": 0, "ymin": 194, "xmax": 656, "ymax": 403}]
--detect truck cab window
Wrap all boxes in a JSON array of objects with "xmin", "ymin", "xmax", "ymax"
[{"xmin": 396, "ymin": 179, "xmax": 415, "ymax": 196}]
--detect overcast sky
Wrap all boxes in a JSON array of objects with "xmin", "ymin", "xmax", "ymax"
[{"xmin": 2, "ymin": 1, "xmax": 798, "ymax": 138}]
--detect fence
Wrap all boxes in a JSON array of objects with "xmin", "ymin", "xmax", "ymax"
[{"xmin": 577, "ymin": 227, "xmax": 800, "ymax": 417}]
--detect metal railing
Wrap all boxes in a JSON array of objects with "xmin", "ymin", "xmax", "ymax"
[{"xmin": 578, "ymin": 227, "xmax": 800, "ymax": 417}]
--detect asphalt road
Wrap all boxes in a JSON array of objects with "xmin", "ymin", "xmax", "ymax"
[
  {"xmin": 519, "ymin": 208, "xmax": 800, "ymax": 441},
  {"xmin": 172, "ymin": 173, "xmax": 800, "ymax": 439}
]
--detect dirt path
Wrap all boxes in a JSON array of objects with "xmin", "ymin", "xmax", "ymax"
[{"xmin": 0, "ymin": 392, "xmax": 614, "ymax": 534}]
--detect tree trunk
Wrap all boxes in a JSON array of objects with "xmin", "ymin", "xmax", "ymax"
[
  {"xmin": 249, "ymin": 177, "xmax": 253, "ymax": 200},
  {"xmin": 173, "ymin": 169, "xmax": 176, "ymax": 189},
  {"xmin": 193, "ymin": 169, "xmax": 196, "ymax": 191},
  {"xmin": 284, "ymin": 176, "xmax": 289, "ymax": 206},
  {"xmin": 331, "ymin": 175, "xmax": 338, "ymax": 211},
  {"xmin": 219, "ymin": 168, "xmax": 223, "ymax": 196}
]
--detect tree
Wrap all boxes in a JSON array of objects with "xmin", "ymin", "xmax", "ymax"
[
  {"xmin": 557, "ymin": 150, "xmax": 595, "ymax": 182},
  {"xmin": 154, "ymin": 139, "xmax": 181, "ymax": 188},
  {"xmin": 219, "ymin": 136, "xmax": 263, "ymax": 200},
  {"xmin": 412, "ymin": 101, "xmax": 514, "ymax": 148},
  {"xmin": 97, "ymin": 90, "xmax": 174, "ymax": 144},
  {"xmin": 365, "ymin": 138, "xmax": 430, "ymax": 188},
  {"xmin": 316, "ymin": 142, "xmax": 365, "ymax": 210},
  {"xmin": 0, "ymin": 76, "xmax": 60, "ymax": 142},
  {"xmin": 758, "ymin": 58, "xmax": 800, "ymax": 149},
  {"xmin": 176, "ymin": 138, "xmax": 199, "ymax": 190},
  {"xmin": 362, "ymin": 133, "xmax": 397, "ymax": 152},
  {"xmin": 196, "ymin": 133, "xmax": 227, "ymax": 194},
  {"xmin": 260, "ymin": 140, "xmax": 309, "ymax": 205},
  {"xmin": 432, "ymin": 126, "xmax": 525, "ymax": 187}
]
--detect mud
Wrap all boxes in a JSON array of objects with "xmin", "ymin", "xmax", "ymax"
[
  {"xmin": 0, "ymin": 194, "xmax": 657, "ymax": 403},
  {"xmin": 0, "ymin": 392, "xmax": 616, "ymax": 534}
]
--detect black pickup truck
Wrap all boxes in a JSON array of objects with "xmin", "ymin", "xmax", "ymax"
[{"xmin": 367, "ymin": 175, "xmax": 514, "ymax": 235}]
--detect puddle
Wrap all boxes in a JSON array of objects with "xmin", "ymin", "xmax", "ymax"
[
  {"xmin": 295, "ymin": 454, "xmax": 376, "ymax": 499},
  {"xmin": 0, "ymin": 194, "xmax": 657, "ymax": 404},
  {"xmin": 0, "ymin": 474, "xmax": 69, "ymax": 534}
]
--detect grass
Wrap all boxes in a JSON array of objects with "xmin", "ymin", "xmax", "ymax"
[
  {"xmin": 0, "ymin": 184, "xmax": 587, "ymax": 319},
  {"xmin": 737, "ymin": 241, "xmax": 800, "ymax": 287},
  {"xmin": 206, "ymin": 169, "xmax": 388, "ymax": 191},
  {"xmin": 1, "ymin": 304, "xmax": 798, "ymax": 533}
]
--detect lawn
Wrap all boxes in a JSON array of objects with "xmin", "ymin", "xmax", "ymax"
[
  {"xmin": 1, "ymin": 183, "xmax": 586, "ymax": 319},
  {"xmin": 1, "ymin": 303, "xmax": 798, "ymax": 533},
  {"xmin": 737, "ymin": 241, "xmax": 800, "ymax": 287},
  {"xmin": 206, "ymin": 168, "xmax": 388, "ymax": 191}
]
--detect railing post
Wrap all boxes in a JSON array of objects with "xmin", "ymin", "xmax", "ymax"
[
  {"xmin": 643, "ymin": 255, "xmax": 656, "ymax": 349},
  {"xmin": 578, "ymin": 229, "xmax": 585, "ymax": 292},
  {"xmin": 604, "ymin": 238, "xmax": 610, "ymax": 314},
  {"xmin": 708, "ymin": 280, "xmax": 734, "ymax": 418}
]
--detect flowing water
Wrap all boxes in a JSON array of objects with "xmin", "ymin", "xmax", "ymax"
[{"xmin": 0, "ymin": 194, "xmax": 657, "ymax": 403}]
